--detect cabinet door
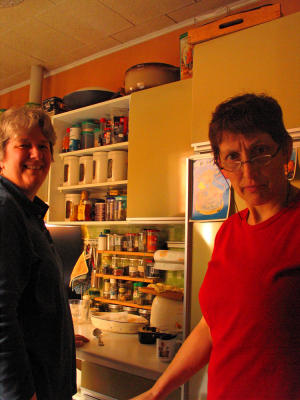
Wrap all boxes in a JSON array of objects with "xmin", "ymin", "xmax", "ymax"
[{"xmin": 127, "ymin": 79, "xmax": 193, "ymax": 218}]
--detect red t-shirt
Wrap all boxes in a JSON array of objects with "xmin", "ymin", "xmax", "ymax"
[{"xmin": 199, "ymin": 193, "xmax": 300, "ymax": 400}]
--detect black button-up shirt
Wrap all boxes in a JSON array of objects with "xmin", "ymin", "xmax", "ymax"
[{"xmin": 0, "ymin": 176, "xmax": 76, "ymax": 400}]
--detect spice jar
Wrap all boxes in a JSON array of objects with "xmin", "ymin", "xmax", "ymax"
[
  {"xmin": 126, "ymin": 233, "xmax": 135, "ymax": 252},
  {"xmin": 137, "ymin": 258, "xmax": 146, "ymax": 278},
  {"xmin": 120, "ymin": 258, "xmax": 129, "ymax": 276},
  {"xmin": 118, "ymin": 280, "xmax": 127, "ymax": 301},
  {"xmin": 133, "ymin": 282, "xmax": 143, "ymax": 304},
  {"xmin": 145, "ymin": 260, "xmax": 160, "ymax": 278},
  {"xmin": 109, "ymin": 278, "xmax": 118, "ymax": 300},
  {"xmin": 112, "ymin": 255, "xmax": 123, "ymax": 276},
  {"xmin": 114, "ymin": 234, "xmax": 123, "ymax": 251},
  {"xmin": 129, "ymin": 258, "xmax": 138, "ymax": 277},
  {"xmin": 146, "ymin": 229, "xmax": 159, "ymax": 252},
  {"xmin": 101, "ymin": 254, "xmax": 112, "ymax": 274}
]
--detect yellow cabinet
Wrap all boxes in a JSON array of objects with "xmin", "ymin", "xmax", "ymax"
[{"xmin": 127, "ymin": 79, "xmax": 193, "ymax": 219}]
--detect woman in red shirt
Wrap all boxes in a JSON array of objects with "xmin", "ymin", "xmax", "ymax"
[{"xmin": 132, "ymin": 93, "xmax": 300, "ymax": 400}]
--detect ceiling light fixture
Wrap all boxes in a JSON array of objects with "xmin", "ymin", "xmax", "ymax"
[{"xmin": 0, "ymin": 0, "xmax": 24, "ymax": 7}]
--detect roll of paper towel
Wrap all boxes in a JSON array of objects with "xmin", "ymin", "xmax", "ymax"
[{"xmin": 154, "ymin": 250, "xmax": 184, "ymax": 264}]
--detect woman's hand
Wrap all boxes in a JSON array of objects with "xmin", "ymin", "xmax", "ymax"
[{"xmin": 75, "ymin": 334, "xmax": 89, "ymax": 347}]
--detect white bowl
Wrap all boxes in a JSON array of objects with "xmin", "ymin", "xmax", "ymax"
[{"xmin": 91, "ymin": 311, "xmax": 148, "ymax": 334}]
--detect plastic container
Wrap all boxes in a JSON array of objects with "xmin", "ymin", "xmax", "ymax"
[
  {"xmin": 107, "ymin": 151, "xmax": 128, "ymax": 182},
  {"xmin": 81, "ymin": 132, "xmax": 94, "ymax": 149},
  {"xmin": 63, "ymin": 156, "xmax": 79, "ymax": 186},
  {"xmin": 79, "ymin": 155, "xmax": 93, "ymax": 184},
  {"xmin": 92, "ymin": 152, "xmax": 108, "ymax": 183}
]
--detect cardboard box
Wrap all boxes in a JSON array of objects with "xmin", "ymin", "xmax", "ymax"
[
  {"xmin": 180, "ymin": 32, "xmax": 193, "ymax": 80},
  {"xmin": 189, "ymin": 3, "xmax": 281, "ymax": 45}
]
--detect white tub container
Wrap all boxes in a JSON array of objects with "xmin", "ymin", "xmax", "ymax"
[
  {"xmin": 92, "ymin": 152, "xmax": 108, "ymax": 183},
  {"xmin": 107, "ymin": 150, "xmax": 128, "ymax": 182},
  {"xmin": 78, "ymin": 155, "xmax": 93, "ymax": 184},
  {"xmin": 63, "ymin": 156, "xmax": 79, "ymax": 186}
]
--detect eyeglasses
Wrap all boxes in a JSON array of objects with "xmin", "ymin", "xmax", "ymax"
[{"xmin": 219, "ymin": 145, "xmax": 281, "ymax": 172}]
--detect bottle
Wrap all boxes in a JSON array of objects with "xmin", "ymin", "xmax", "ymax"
[
  {"xmin": 77, "ymin": 190, "xmax": 92, "ymax": 221},
  {"xmin": 97, "ymin": 232, "xmax": 107, "ymax": 251}
]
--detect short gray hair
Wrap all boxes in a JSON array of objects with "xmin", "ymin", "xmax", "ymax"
[{"xmin": 0, "ymin": 106, "xmax": 57, "ymax": 161}]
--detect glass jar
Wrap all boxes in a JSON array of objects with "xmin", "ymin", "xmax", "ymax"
[
  {"xmin": 137, "ymin": 258, "xmax": 145, "ymax": 278},
  {"xmin": 126, "ymin": 233, "xmax": 135, "ymax": 252},
  {"xmin": 145, "ymin": 260, "xmax": 160, "ymax": 278},
  {"xmin": 114, "ymin": 234, "xmax": 123, "ymax": 251},
  {"xmin": 106, "ymin": 197, "xmax": 115, "ymax": 221},
  {"xmin": 129, "ymin": 258, "xmax": 138, "ymax": 277},
  {"xmin": 109, "ymin": 278, "xmax": 118, "ymax": 300},
  {"xmin": 120, "ymin": 257, "xmax": 129, "ymax": 276},
  {"xmin": 146, "ymin": 229, "xmax": 159, "ymax": 252},
  {"xmin": 138, "ymin": 231, "xmax": 146, "ymax": 252},
  {"xmin": 118, "ymin": 280, "xmax": 127, "ymax": 301},
  {"xmin": 101, "ymin": 254, "xmax": 112, "ymax": 274},
  {"xmin": 133, "ymin": 282, "xmax": 143, "ymax": 304}
]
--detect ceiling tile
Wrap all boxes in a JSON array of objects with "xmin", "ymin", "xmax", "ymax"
[
  {"xmin": 1, "ymin": 18, "xmax": 86, "ymax": 66},
  {"xmin": 98, "ymin": 0, "xmax": 194, "ymax": 24},
  {"xmin": 111, "ymin": 15, "xmax": 175, "ymax": 43}
]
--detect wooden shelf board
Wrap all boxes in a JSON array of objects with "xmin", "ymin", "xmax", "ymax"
[
  {"xmin": 97, "ymin": 250, "xmax": 154, "ymax": 257},
  {"xmin": 94, "ymin": 297, "xmax": 151, "ymax": 310},
  {"xmin": 140, "ymin": 287, "xmax": 183, "ymax": 301},
  {"xmin": 96, "ymin": 273, "xmax": 159, "ymax": 283}
]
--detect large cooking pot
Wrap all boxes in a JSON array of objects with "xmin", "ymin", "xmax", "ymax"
[{"xmin": 124, "ymin": 62, "xmax": 180, "ymax": 94}]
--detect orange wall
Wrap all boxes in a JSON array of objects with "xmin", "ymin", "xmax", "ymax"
[{"xmin": 0, "ymin": 0, "xmax": 299, "ymax": 109}]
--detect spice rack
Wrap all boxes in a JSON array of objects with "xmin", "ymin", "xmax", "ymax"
[{"xmin": 95, "ymin": 250, "xmax": 159, "ymax": 311}]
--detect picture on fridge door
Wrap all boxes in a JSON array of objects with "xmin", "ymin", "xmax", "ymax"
[{"xmin": 191, "ymin": 156, "xmax": 231, "ymax": 221}]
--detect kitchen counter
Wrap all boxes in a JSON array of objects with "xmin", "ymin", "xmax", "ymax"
[{"xmin": 75, "ymin": 322, "xmax": 169, "ymax": 381}]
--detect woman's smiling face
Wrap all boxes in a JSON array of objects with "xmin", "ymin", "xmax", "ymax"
[
  {"xmin": 218, "ymin": 131, "xmax": 290, "ymax": 208},
  {"xmin": 0, "ymin": 125, "xmax": 51, "ymax": 200}
]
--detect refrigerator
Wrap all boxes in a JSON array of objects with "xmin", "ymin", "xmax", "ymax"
[{"xmin": 183, "ymin": 130, "xmax": 300, "ymax": 399}]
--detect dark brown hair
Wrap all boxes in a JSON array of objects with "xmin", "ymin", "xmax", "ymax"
[{"xmin": 208, "ymin": 93, "xmax": 290, "ymax": 164}]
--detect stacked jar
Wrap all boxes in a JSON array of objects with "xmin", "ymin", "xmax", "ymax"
[
  {"xmin": 81, "ymin": 120, "xmax": 97, "ymax": 149},
  {"xmin": 69, "ymin": 123, "xmax": 81, "ymax": 151}
]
